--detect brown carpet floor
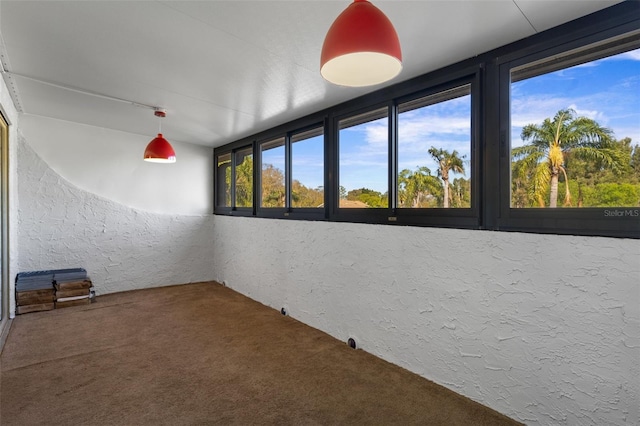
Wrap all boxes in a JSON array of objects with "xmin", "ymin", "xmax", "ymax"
[{"xmin": 1, "ymin": 282, "xmax": 520, "ymax": 425}]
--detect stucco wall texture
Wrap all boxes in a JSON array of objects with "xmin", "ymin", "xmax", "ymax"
[
  {"xmin": 213, "ymin": 215, "xmax": 639, "ymax": 426},
  {"xmin": 16, "ymin": 137, "xmax": 216, "ymax": 314}
]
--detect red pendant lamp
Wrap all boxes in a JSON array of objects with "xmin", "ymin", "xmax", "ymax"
[
  {"xmin": 144, "ymin": 109, "xmax": 176, "ymax": 163},
  {"xmin": 321, "ymin": 0, "xmax": 402, "ymax": 87}
]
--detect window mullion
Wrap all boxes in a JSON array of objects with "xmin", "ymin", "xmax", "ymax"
[
  {"xmin": 231, "ymin": 151, "xmax": 237, "ymax": 209},
  {"xmin": 252, "ymin": 141, "xmax": 257, "ymax": 215},
  {"xmin": 389, "ymin": 104, "xmax": 398, "ymax": 213},
  {"xmin": 285, "ymin": 134, "xmax": 292, "ymax": 210},
  {"xmin": 325, "ymin": 116, "xmax": 334, "ymax": 219}
]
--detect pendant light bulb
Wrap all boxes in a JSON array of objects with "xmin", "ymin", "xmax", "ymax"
[
  {"xmin": 321, "ymin": 0, "xmax": 402, "ymax": 87},
  {"xmin": 144, "ymin": 109, "xmax": 176, "ymax": 163}
]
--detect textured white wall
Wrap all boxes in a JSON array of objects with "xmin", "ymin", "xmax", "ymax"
[
  {"xmin": 20, "ymin": 114, "xmax": 213, "ymax": 215},
  {"xmin": 17, "ymin": 136, "xmax": 216, "ymax": 305},
  {"xmin": 213, "ymin": 215, "xmax": 639, "ymax": 426}
]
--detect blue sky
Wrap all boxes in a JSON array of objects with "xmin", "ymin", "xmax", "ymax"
[
  {"xmin": 263, "ymin": 47, "xmax": 639, "ymax": 194},
  {"xmin": 339, "ymin": 95, "xmax": 471, "ymax": 194},
  {"xmin": 511, "ymin": 48, "xmax": 640, "ymax": 148},
  {"xmin": 292, "ymin": 135, "xmax": 323, "ymax": 190}
]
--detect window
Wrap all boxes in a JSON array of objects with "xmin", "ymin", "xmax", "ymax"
[
  {"xmin": 510, "ymin": 41, "xmax": 640, "ymax": 210},
  {"xmin": 338, "ymin": 108, "xmax": 389, "ymax": 208},
  {"xmin": 257, "ymin": 129, "xmax": 325, "ymax": 211},
  {"xmin": 214, "ymin": 3, "xmax": 639, "ymax": 237},
  {"xmin": 234, "ymin": 147, "xmax": 253, "ymax": 209},
  {"xmin": 253, "ymin": 124, "xmax": 326, "ymax": 218},
  {"xmin": 216, "ymin": 153, "xmax": 231, "ymax": 208},
  {"xmin": 499, "ymin": 30, "xmax": 640, "ymax": 236},
  {"xmin": 397, "ymin": 85, "xmax": 471, "ymax": 209},
  {"xmin": 260, "ymin": 138, "xmax": 285, "ymax": 208},
  {"xmin": 291, "ymin": 127, "xmax": 324, "ymax": 208}
]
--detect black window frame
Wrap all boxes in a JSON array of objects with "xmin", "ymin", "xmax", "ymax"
[
  {"xmin": 495, "ymin": 19, "xmax": 640, "ymax": 238},
  {"xmin": 289, "ymin": 124, "xmax": 326, "ymax": 215},
  {"xmin": 392, "ymin": 76, "xmax": 480, "ymax": 228},
  {"xmin": 331, "ymin": 102, "xmax": 392, "ymax": 225},
  {"xmin": 215, "ymin": 152, "xmax": 232, "ymax": 210},
  {"xmin": 214, "ymin": 141, "xmax": 256, "ymax": 217},
  {"xmin": 243, "ymin": 117, "xmax": 328, "ymax": 221},
  {"xmin": 257, "ymin": 135, "xmax": 287, "ymax": 212}
]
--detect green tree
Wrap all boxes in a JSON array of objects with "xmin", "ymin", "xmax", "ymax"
[
  {"xmin": 513, "ymin": 108, "xmax": 622, "ymax": 208},
  {"xmin": 261, "ymin": 165, "xmax": 325, "ymax": 208},
  {"xmin": 220, "ymin": 160, "xmax": 232, "ymax": 207},
  {"xmin": 562, "ymin": 137, "xmax": 638, "ymax": 207},
  {"xmin": 589, "ymin": 183, "xmax": 640, "ymax": 207},
  {"xmin": 450, "ymin": 177, "xmax": 471, "ymax": 208},
  {"xmin": 398, "ymin": 166, "xmax": 441, "ymax": 207},
  {"xmin": 235, "ymin": 155, "xmax": 253, "ymax": 207},
  {"xmin": 347, "ymin": 188, "xmax": 386, "ymax": 207},
  {"xmin": 428, "ymin": 147, "xmax": 466, "ymax": 208},
  {"xmin": 339, "ymin": 185, "xmax": 347, "ymax": 200},
  {"xmin": 261, "ymin": 164, "xmax": 285, "ymax": 207},
  {"xmin": 292, "ymin": 181, "xmax": 324, "ymax": 207},
  {"xmin": 631, "ymin": 143, "xmax": 640, "ymax": 181}
]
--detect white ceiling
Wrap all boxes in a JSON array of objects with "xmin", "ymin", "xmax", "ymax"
[{"xmin": 0, "ymin": 0, "xmax": 623, "ymax": 148}]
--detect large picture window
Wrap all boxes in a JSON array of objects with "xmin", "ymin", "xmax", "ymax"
[
  {"xmin": 499, "ymin": 30, "xmax": 640, "ymax": 236},
  {"xmin": 398, "ymin": 85, "xmax": 471, "ymax": 209},
  {"xmin": 510, "ymin": 41, "xmax": 640, "ymax": 210}
]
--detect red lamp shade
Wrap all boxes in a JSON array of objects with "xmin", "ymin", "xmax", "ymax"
[
  {"xmin": 143, "ymin": 133, "xmax": 176, "ymax": 163},
  {"xmin": 321, "ymin": 0, "xmax": 402, "ymax": 87}
]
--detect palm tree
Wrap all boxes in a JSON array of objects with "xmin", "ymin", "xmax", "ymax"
[
  {"xmin": 450, "ymin": 177, "xmax": 471, "ymax": 208},
  {"xmin": 513, "ymin": 108, "xmax": 622, "ymax": 208},
  {"xmin": 398, "ymin": 166, "xmax": 441, "ymax": 207},
  {"xmin": 428, "ymin": 147, "xmax": 466, "ymax": 208}
]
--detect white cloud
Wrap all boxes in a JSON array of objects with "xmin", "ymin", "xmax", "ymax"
[
  {"xmin": 398, "ymin": 156, "xmax": 436, "ymax": 172},
  {"xmin": 571, "ymin": 61, "xmax": 599, "ymax": 69},
  {"xmin": 510, "ymin": 93, "xmax": 616, "ymax": 127},
  {"xmin": 608, "ymin": 49, "xmax": 640, "ymax": 61},
  {"xmin": 510, "ymin": 94, "xmax": 574, "ymax": 127},
  {"xmin": 398, "ymin": 115, "xmax": 470, "ymax": 142},
  {"xmin": 340, "ymin": 119, "xmax": 388, "ymax": 159},
  {"xmin": 364, "ymin": 121, "xmax": 388, "ymax": 146},
  {"xmin": 610, "ymin": 125, "xmax": 640, "ymax": 144},
  {"xmin": 399, "ymin": 138, "xmax": 470, "ymax": 159},
  {"xmin": 568, "ymin": 103, "xmax": 607, "ymax": 122},
  {"xmin": 619, "ymin": 75, "xmax": 640, "ymax": 89}
]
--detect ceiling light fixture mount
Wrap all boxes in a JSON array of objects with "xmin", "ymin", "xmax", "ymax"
[
  {"xmin": 321, "ymin": 0, "xmax": 402, "ymax": 87},
  {"xmin": 143, "ymin": 108, "xmax": 176, "ymax": 163}
]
